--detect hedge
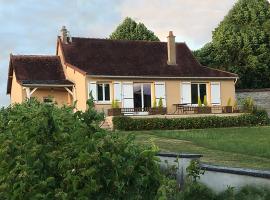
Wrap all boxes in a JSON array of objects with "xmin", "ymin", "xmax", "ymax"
[{"xmin": 113, "ymin": 110, "xmax": 269, "ymax": 131}]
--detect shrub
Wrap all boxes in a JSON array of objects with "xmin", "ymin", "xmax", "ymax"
[
  {"xmin": 0, "ymin": 99, "xmax": 165, "ymax": 199},
  {"xmin": 111, "ymin": 99, "xmax": 119, "ymax": 108},
  {"xmin": 153, "ymin": 99, "xmax": 157, "ymax": 108},
  {"xmin": 216, "ymin": 186, "xmax": 270, "ymax": 200},
  {"xmin": 158, "ymin": 97, "xmax": 163, "ymax": 108},
  {"xmin": 227, "ymin": 97, "xmax": 232, "ymax": 107},
  {"xmin": 198, "ymin": 97, "xmax": 202, "ymax": 107},
  {"xmin": 113, "ymin": 112, "xmax": 269, "ymax": 131},
  {"xmin": 178, "ymin": 181, "xmax": 215, "ymax": 200},
  {"xmin": 242, "ymin": 97, "xmax": 255, "ymax": 112},
  {"xmin": 186, "ymin": 160, "xmax": 204, "ymax": 182},
  {"xmin": 203, "ymin": 96, "xmax": 208, "ymax": 107}
]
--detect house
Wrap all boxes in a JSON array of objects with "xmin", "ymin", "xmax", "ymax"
[{"xmin": 7, "ymin": 26, "xmax": 238, "ymax": 115}]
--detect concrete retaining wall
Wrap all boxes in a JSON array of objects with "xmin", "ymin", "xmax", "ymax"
[
  {"xmin": 236, "ymin": 89, "xmax": 270, "ymax": 115},
  {"xmin": 158, "ymin": 152, "xmax": 270, "ymax": 193}
]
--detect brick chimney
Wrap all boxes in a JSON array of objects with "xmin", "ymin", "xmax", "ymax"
[
  {"xmin": 167, "ymin": 31, "xmax": 177, "ymax": 65},
  {"xmin": 60, "ymin": 26, "xmax": 68, "ymax": 44}
]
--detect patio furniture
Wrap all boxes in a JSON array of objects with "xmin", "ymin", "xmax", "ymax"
[{"xmin": 173, "ymin": 103, "xmax": 189, "ymax": 114}]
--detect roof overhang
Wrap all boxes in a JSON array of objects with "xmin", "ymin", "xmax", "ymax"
[
  {"xmin": 22, "ymin": 83, "xmax": 74, "ymax": 87},
  {"xmin": 86, "ymin": 75, "xmax": 238, "ymax": 80}
]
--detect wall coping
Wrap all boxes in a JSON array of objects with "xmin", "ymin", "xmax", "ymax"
[
  {"xmin": 157, "ymin": 152, "xmax": 202, "ymax": 158},
  {"xmin": 236, "ymin": 88, "xmax": 270, "ymax": 93},
  {"xmin": 201, "ymin": 163, "xmax": 270, "ymax": 179}
]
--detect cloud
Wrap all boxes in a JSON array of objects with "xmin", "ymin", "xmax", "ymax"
[
  {"xmin": 0, "ymin": 0, "xmax": 238, "ymax": 106},
  {"xmin": 118, "ymin": 0, "xmax": 237, "ymax": 49}
]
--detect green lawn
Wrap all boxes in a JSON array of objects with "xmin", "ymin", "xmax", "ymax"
[{"xmin": 116, "ymin": 126, "xmax": 270, "ymax": 170}]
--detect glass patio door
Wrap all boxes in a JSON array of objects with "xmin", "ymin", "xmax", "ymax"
[{"xmin": 133, "ymin": 83, "xmax": 151, "ymax": 110}]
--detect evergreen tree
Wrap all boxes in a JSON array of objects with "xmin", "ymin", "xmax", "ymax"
[
  {"xmin": 110, "ymin": 17, "xmax": 160, "ymax": 41},
  {"xmin": 194, "ymin": 0, "xmax": 270, "ymax": 89}
]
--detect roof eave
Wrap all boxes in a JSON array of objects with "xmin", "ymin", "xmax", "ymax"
[
  {"xmin": 22, "ymin": 83, "xmax": 74, "ymax": 87},
  {"xmin": 86, "ymin": 75, "xmax": 238, "ymax": 80}
]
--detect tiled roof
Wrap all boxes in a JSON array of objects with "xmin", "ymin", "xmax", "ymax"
[
  {"xmin": 60, "ymin": 37, "xmax": 238, "ymax": 78},
  {"xmin": 7, "ymin": 55, "xmax": 73, "ymax": 94}
]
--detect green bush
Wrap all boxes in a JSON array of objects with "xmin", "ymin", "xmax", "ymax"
[
  {"xmin": 113, "ymin": 112, "xmax": 269, "ymax": 131},
  {"xmin": 242, "ymin": 97, "xmax": 255, "ymax": 113},
  {"xmin": 216, "ymin": 186, "xmax": 270, "ymax": 200},
  {"xmin": 0, "ymin": 99, "xmax": 165, "ymax": 199},
  {"xmin": 178, "ymin": 181, "xmax": 215, "ymax": 200}
]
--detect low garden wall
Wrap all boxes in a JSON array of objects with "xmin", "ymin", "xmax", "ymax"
[{"xmin": 158, "ymin": 153, "xmax": 270, "ymax": 193}]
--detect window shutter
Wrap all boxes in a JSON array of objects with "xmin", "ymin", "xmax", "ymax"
[
  {"xmin": 89, "ymin": 81, "xmax": 97, "ymax": 101},
  {"xmin": 122, "ymin": 82, "xmax": 134, "ymax": 108},
  {"xmin": 211, "ymin": 82, "xmax": 221, "ymax": 105},
  {"xmin": 114, "ymin": 82, "xmax": 122, "ymax": 102},
  {"xmin": 154, "ymin": 82, "xmax": 166, "ymax": 106},
  {"xmin": 181, "ymin": 82, "xmax": 191, "ymax": 104}
]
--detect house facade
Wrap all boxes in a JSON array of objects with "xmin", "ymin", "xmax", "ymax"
[{"xmin": 7, "ymin": 27, "xmax": 238, "ymax": 114}]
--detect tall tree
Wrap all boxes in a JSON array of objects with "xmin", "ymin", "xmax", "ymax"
[
  {"xmin": 194, "ymin": 0, "xmax": 270, "ymax": 89},
  {"xmin": 110, "ymin": 17, "xmax": 160, "ymax": 41}
]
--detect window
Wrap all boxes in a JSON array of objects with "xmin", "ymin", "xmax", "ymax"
[
  {"xmin": 191, "ymin": 83, "xmax": 206, "ymax": 104},
  {"xmin": 97, "ymin": 83, "xmax": 110, "ymax": 102}
]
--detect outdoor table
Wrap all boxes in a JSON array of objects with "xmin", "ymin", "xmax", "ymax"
[{"xmin": 173, "ymin": 103, "xmax": 189, "ymax": 114}]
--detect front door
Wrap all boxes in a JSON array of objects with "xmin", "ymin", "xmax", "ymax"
[{"xmin": 133, "ymin": 83, "xmax": 151, "ymax": 110}]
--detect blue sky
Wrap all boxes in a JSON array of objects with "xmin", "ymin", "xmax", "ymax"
[{"xmin": 0, "ymin": 0, "xmax": 237, "ymax": 106}]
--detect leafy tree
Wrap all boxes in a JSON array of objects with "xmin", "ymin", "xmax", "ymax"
[
  {"xmin": 110, "ymin": 17, "xmax": 160, "ymax": 41},
  {"xmin": 194, "ymin": 0, "xmax": 270, "ymax": 89},
  {"xmin": 0, "ymin": 99, "xmax": 165, "ymax": 199}
]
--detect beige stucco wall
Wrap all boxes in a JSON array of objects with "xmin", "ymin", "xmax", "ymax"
[
  {"xmin": 86, "ymin": 77, "xmax": 236, "ymax": 114},
  {"xmin": 10, "ymin": 71, "xmax": 23, "ymax": 104},
  {"xmin": 30, "ymin": 88, "xmax": 70, "ymax": 106},
  {"xmin": 220, "ymin": 80, "xmax": 236, "ymax": 106},
  {"xmin": 57, "ymin": 44, "xmax": 87, "ymax": 111}
]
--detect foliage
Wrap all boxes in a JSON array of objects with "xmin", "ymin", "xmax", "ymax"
[
  {"xmin": 112, "ymin": 99, "xmax": 120, "ymax": 108},
  {"xmin": 178, "ymin": 181, "xmax": 215, "ymax": 200},
  {"xmin": 198, "ymin": 97, "xmax": 202, "ymax": 107},
  {"xmin": 203, "ymin": 96, "xmax": 208, "ymax": 107},
  {"xmin": 113, "ymin": 112, "xmax": 269, "ymax": 131},
  {"xmin": 194, "ymin": 0, "xmax": 270, "ymax": 89},
  {"xmin": 158, "ymin": 97, "xmax": 163, "ymax": 108},
  {"xmin": 227, "ymin": 98, "xmax": 232, "ymax": 107},
  {"xmin": 0, "ymin": 99, "xmax": 166, "ymax": 199},
  {"xmin": 110, "ymin": 17, "xmax": 160, "ymax": 41},
  {"xmin": 242, "ymin": 96, "xmax": 255, "ymax": 112},
  {"xmin": 153, "ymin": 99, "xmax": 157, "ymax": 108},
  {"xmin": 186, "ymin": 160, "xmax": 205, "ymax": 183},
  {"xmin": 233, "ymin": 101, "xmax": 238, "ymax": 110},
  {"xmin": 216, "ymin": 186, "xmax": 270, "ymax": 200}
]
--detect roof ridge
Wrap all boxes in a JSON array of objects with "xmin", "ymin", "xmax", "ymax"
[
  {"xmin": 11, "ymin": 54, "xmax": 58, "ymax": 58},
  {"xmin": 69, "ymin": 36, "xmax": 186, "ymax": 45}
]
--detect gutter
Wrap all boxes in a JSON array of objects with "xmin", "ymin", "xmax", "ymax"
[
  {"xmin": 22, "ymin": 84, "xmax": 74, "ymax": 87},
  {"xmin": 86, "ymin": 75, "xmax": 238, "ymax": 80}
]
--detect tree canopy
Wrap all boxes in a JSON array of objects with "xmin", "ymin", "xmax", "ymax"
[
  {"xmin": 194, "ymin": 0, "xmax": 270, "ymax": 89},
  {"xmin": 110, "ymin": 17, "xmax": 160, "ymax": 41}
]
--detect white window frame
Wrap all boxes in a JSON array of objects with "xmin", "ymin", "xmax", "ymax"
[
  {"xmin": 97, "ymin": 83, "xmax": 111, "ymax": 104},
  {"xmin": 191, "ymin": 83, "xmax": 207, "ymax": 106}
]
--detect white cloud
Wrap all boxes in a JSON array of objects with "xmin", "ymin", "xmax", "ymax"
[{"xmin": 118, "ymin": 0, "xmax": 237, "ymax": 49}]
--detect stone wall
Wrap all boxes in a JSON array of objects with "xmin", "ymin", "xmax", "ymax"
[{"xmin": 236, "ymin": 89, "xmax": 270, "ymax": 114}]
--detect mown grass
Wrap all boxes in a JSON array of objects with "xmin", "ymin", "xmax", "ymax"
[{"xmin": 117, "ymin": 126, "xmax": 270, "ymax": 170}]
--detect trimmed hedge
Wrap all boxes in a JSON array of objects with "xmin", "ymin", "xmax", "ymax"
[{"xmin": 113, "ymin": 110, "xmax": 269, "ymax": 131}]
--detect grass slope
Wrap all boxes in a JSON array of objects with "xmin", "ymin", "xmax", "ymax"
[{"xmin": 117, "ymin": 126, "xmax": 270, "ymax": 170}]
